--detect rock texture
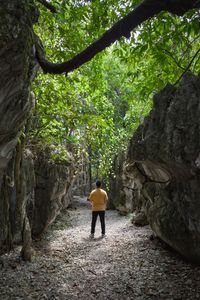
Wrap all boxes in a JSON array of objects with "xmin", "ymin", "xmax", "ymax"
[
  {"xmin": 0, "ymin": 0, "xmax": 77, "ymax": 258},
  {"xmin": 108, "ymin": 153, "xmax": 127, "ymax": 211},
  {"xmin": 123, "ymin": 73, "xmax": 200, "ymax": 263},
  {"xmin": 108, "ymin": 152, "xmax": 147, "ymax": 220},
  {"xmin": 0, "ymin": 0, "xmax": 37, "ymax": 183},
  {"xmin": 33, "ymin": 155, "xmax": 75, "ymax": 236},
  {"xmin": 0, "ymin": 0, "xmax": 38, "ymax": 257},
  {"xmin": 0, "ymin": 145, "xmax": 75, "ymax": 258}
]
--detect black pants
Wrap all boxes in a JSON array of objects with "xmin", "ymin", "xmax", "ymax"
[{"xmin": 91, "ymin": 211, "xmax": 105, "ymax": 235}]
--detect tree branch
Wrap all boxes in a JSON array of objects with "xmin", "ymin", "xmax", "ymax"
[
  {"xmin": 160, "ymin": 48, "xmax": 185, "ymax": 70},
  {"xmin": 35, "ymin": 0, "xmax": 200, "ymax": 75},
  {"xmin": 35, "ymin": 0, "xmax": 165, "ymax": 74},
  {"xmin": 192, "ymin": 53, "xmax": 200, "ymax": 72},
  {"xmin": 37, "ymin": 0, "xmax": 57, "ymax": 13},
  {"xmin": 174, "ymin": 47, "xmax": 200, "ymax": 85},
  {"xmin": 181, "ymin": 34, "xmax": 200, "ymax": 58}
]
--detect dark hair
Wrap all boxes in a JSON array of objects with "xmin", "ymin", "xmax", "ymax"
[{"xmin": 96, "ymin": 180, "xmax": 101, "ymax": 188}]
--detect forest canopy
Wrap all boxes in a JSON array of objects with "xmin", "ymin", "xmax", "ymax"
[{"xmin": 32, "ymin": 0, "xmax": 200, "ymax": 180}]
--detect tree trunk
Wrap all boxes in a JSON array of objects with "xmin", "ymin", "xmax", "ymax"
[{"xmin": 88, "ymin": 145, "xmax": 92, "ymax": 191}]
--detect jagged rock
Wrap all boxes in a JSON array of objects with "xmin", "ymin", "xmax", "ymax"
[
  {"xmin": 20, "ymin": 215, "xmax": 35, "ymax": 262},
  {"xmin": 109, "ymin": 154, "xmax": 146, "ymax": 216},
  {"xmin": 108, "ymin": 153, "xmax": 127, "ymax": 210},
  {"xmin": 116, "ymin": 205, "xmax": 130, "ymax": 216},
  {"xmin": 0, "ymin": 0, "xmax": 38, "ymax": 253},
  {"xmin": 24, "ymin": 149, "xmax": 36, "ymax": 234},
  {"xmin": 0, "ymin": 144, "xmax": 76, "ymax": 253},
  {"xmin": 32, "ymin": 156, "xmax": 75, "ymax": 236},
  {"xmin": 131, "ymin": 211, "xmax": 148, "ymax": 226},
  {"xmin": 0, "ymin": 1, "xmax": 37, "ymax": 183},
  {"xmin": 125, "ymin": 73, "xmax": 200, "ymax": 263},
  {"xmin": 0, "ymin": 0, "xmax": 76, "ymax": 250}
]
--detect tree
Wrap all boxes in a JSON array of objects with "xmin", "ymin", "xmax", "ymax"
[
  {"xmin": 36, "ymin": 0, "xmax": 200, "ymax": 74},
  {"xmin": 0, "ymin": 0, "xmax": 199, "ymax": 183},
  {"xmin": 33, "ymin": 0, "xmax": 200, "ymax": 181}
]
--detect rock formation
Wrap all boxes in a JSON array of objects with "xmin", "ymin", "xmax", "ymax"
[
  {"xmin": 0, "ymin": 1, "xmax": 77, "ymax": 259},
  {"xmin": 32, "ymin": 151, "xmax": 75, "ymax": 236},
  {"xmin": 0, "ymin": 1, "xmax": 37, "ymax": 184},
  {"xmin": 123, "ymin": 73, "xmax": 200, "ymax": 263},
  {"xmin": 0, "ymin": 0, "xmax": 37, "ymax": 258},
  {"xmin": 108, "ymin": 153, "xmax": 129, "ymax": 212},
  {"xmin": 0, "ymin": 145, "xmax": 75, "ymax": 259}
]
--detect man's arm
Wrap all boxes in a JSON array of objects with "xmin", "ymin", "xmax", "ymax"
[
  {"xmin": 88, "ymin": 191, "xmax": 93, "ymax": 202},
  {"xmin": 105, "ymin": 192, "xmax": 108, "ymax": 208}
]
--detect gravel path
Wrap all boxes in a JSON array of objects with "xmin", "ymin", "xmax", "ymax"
[{"xmin": 0, "ymin": 197, "xmax": 200, "ymax": 300}]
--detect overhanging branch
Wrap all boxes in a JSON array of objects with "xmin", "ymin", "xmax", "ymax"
[
  {"xmin": 37, "ymin": 0, "xmax": 57, "ymax": 13},
  {"xmin": 174, "ymin": 47, "xmax": 200, "ymax": 85},
  {"xmin": 36, "ymin": 0, "xmax": 164, "ymax": 74},
  {"xmin": 35, "ymin": 0, "xmax": 200, "ymax": 75},
  {"xmin": 160, "ymin": 48, "xmax": 185, "ymax": 70}
]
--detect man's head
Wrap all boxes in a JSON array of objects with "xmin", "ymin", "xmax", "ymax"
[{"xmin": 96, "ymin": 180, "xmax": 101, "ymax": 188}]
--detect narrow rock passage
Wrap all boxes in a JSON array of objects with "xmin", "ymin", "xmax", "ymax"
[{"xmin": 1, "ymin": 197, "xmax": 200, "ymax": 300}]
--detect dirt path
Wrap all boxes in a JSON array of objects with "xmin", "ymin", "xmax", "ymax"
[{"xmin": 0, "ymin": 197, "xmax": 200, "ymax": 300}]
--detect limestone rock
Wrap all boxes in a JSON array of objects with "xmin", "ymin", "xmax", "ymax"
[
  {"xmin": 131, "ymin": 211, "xmax": 148, "ymax": 226},
  {"xmin": 32, "ymin": 158, "xmax": 74, "ymax": 236},
  {"xmin": 108, "ymin": 153, "xmax": 127, "ymax": 210},
  {"xmin": 0, "ymin": 144, "xmax": 76, "ymax": 252},
  {"xmin": 125, "ymin": 73, "xmax": 200, "ymax": 263},
  {"xmin": 0, "ymin": 0, "xmax": 37, "ymax": 251},
  {"xmin": 0, "ymin": 0, "xmax": 37, "ymax": 183}
]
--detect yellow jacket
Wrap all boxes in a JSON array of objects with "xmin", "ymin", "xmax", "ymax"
[{"xmin": 89, "ymin": 188, "xmax": 108, "ymax": 211}]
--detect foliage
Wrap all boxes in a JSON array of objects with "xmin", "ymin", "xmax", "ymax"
[{"xmin": 32, "ymin": 0, "xmax": 200, "ymax": 180}]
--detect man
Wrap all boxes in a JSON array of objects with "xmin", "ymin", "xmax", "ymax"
[{"xmin": 89, "ymin": 180, "xmax": 108, "ymax": 239}]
